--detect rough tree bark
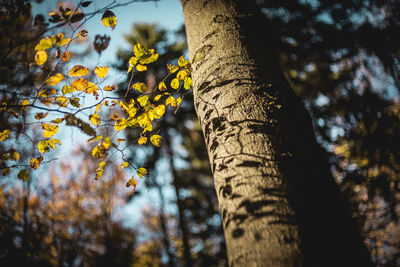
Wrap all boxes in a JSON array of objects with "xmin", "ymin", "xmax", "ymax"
[{"xmin": 180, "ymin": 0, "xmax": 372, "ymax": 266}]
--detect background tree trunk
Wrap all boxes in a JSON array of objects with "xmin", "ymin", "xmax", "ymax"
[{"xmin": 181, "ymin": 0, "xmax": 372, "ymax": 266}]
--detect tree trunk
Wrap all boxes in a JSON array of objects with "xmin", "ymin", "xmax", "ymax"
[{"xmin": 180, "ymin": 0, "xmax": 372, "ymax": 266}]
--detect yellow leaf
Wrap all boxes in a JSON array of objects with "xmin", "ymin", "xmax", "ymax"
[
  {"xmin": 103, "ymin": 85, "xmax": 116, "ymax": 91},
  {"xmin": 121, "ymin": 162, "xmax": 129, "ymax": 168},
  {"xmin": 38, "ymin": 140, "xmax": 49, "ymax": 153},
  {"xmin": 127, "ymin": 56, "xmax": 138, "ymax": 73},
  {"xmin": 92, "ymin": 145, "xmax": 104, "ymax": 158},
  {"xmin": 177, "ymin": 70, "xmax": 188, "ymax": 80},
  {"xmin": 46, "ymin": 73, "xmax": 64, "ymax": 86},
  {"xmin": 68, "ymin": 65, "xmax": 89, "ymax": 77},
  {"xmin": 35, "ymin": 37, "xmax": 53, "ymax": 50},
  {"xmin": 95, "ymin": 168, "xmax": 104, "ymax": 180},
  {"xmin": 0, "ymin": 130, "xmax": 11, "ymax": 142},
  {"xmin": 136, "ymin": 64, "xmax": 147, "ymax": 72},
  {"xmin": 167, "ymin": 64, "xmax": 179, "ymax": 73},
  {"xmin": 102, "ymin": 137, "xmax": 112, "ymax": 149},
  {"xmin": 171, "ymin": 78, "xmax": 180, "ymax": 89},
  {"xmin": 35, "ymin": 50, "xmax": 47, "ymax": 66},
  {"xmin": 48, "ymin": 138, "xmax": 61, "ymax": 149},
  {"xmin": 150, "ymin": 134, "xmax": 162, "ymax": 147},
  {"xmin": 132, "ymin": 82, "xmax": 147, "ymax": 93},
  {"xmin": 126, "ymin": 177, "xmax": 137, "ymax": 189},
  {"xmin": 166, "ymin": 96, "xmax": 176, "ymax": 107},
  {"xmin": 30, "ymin": 158, "xmax": 40, "ymax": 170},
  {"xmin": 62, "ymin": 85, "xmax": 75, "ymax": 94},
  {"xmin": 86, "ymin": 82, "xmax": 99, "ymax": 95},
  {"xmin": 138, "ymin": 136, "xmax": 147, "ymax": 145},
  {"xmin": 137, "ymin": 167, "xmax": 147, "ymax": 178},
  {"xmin": 21, "ymin": 99, "xmax": 30, "ymax": 106},
  {"xmin": 178, "ymin": 56, "xmax": 190, "ymax": 68},
  {"xmin": 158, "ymin": 81, "xmax": 167, "ymax": 91},
  {"xmin": 89, "ymin": 113, "xmax": 101, "ymax": 126},
  {"xmin": 61, "ymin": 51, "xmax": 71, "ymax": 61},
  {"xmin": 55, "ymin": 96, "xmax": 69, "ymax": 107},
  {"xmin": 55, "ymin": 33, "xmax": 70, "ymax": 46},
  {"xmin": 137, "ymin": 95, "xmax": 149, "ymax": 107},
  {"xmin": 114, "ymin": 119, "xmax": 128, "ymax": 132},
  {"xmin": 94, "ymin": 66, "xmax": 109, "ymax": 78},
  {"xmin": 34, "ymin": 112, "xmax": 48, "ymax": 120},
  {"xmin": 71, "ymin": 78, "xmax": 89, "ymax": 91},
  {"xmin": 99, "ymin": 161, "xmax": 106, "ymax": 168},
  {"xmin": 154, "ymin": 94, "xmax": 162, "ymax": 101},
  {"xmin": 18, "ymin": 169, "xmax": 29, "ymax": 182},
  {"xmin": 70, "ymin": 97, "xmax": 81, "ymax": 108},
  {"xmin": 51, "ymin": 118, "xmax": 64, "ymax": 124},
  {"xmin": 133, "ymin": 43, "xmax": 146, "ymax": 58},
  {"xmin": 101, "ymin": 10, "xmax": 117, "ymax": 29},
  {"xmin": 42, "ymin": 123, "xmax": 59, "ymax": 138},
  {"xmin": 153, "ymin": 104, "xmax": 165, "ymax": 119},
  {"xmin": 184, "ymin": 77, "xmax": 192, "ymax": 90}
]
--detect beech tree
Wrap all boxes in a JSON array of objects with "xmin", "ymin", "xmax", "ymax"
[{"xmin": 180, "ymin": 0, "xmax": 372, "ymax": 266}]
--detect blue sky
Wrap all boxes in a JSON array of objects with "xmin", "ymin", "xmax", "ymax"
[{"xmin": 29, "ymin": 0, "xmax": 186, "ymax": 228}]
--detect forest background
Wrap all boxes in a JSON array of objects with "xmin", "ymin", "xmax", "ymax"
[{"xmin": 0, "ymin": 0, "xmax": 399, "ymax": 266}]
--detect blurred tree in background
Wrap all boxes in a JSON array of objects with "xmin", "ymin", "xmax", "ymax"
[{"xmin": 257, "ymin": 0, "xmax": 400, "ymax": 265}]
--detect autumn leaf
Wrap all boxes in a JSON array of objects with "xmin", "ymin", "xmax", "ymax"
[
  {"xmin": 137, "ymin": 95, "xmax": 149, "ymax": 107},
  {"xmin": 184, "ymin": 77, "xmax": 192, "ymax": 90},
  {"xmin": 46, "ymin": 73, "xmax": 64, "ymax": 86},
  {"xmin": 166, "ymin": 96, "xmax": 177, "ymax": 107},
  {"xmin": 117, "ymin": 138, "xmax": 125, "ymax": 143},
  {"xmin": 61, "ymin": 51, "xmax": 71, "ymax": 61},
  {"xmin": 21, "ymin": 99, "xmax": 30, "ymax": 107},
  {"xmin": 103, "ymin": 85, "xmax": 116, "ymax": 91},
  {"xmin": 166, "ymin": 64, "xmax": 179, "ymax": 73},
  {"xmin": 171, "ymin": 78, "xmax": 180, "ymax": 89},
  {"xmin": 30, "ymin": 158, "xmax": 40, "ymax": 170},
  {"xmin": 94, "ymin": 66, "xmax": 109, "ymax": 78},
  {"xmin": 0, "ymin": 130, "xmax": 11, "ymax": 142},
  {"xmin": 158, "ymin": 81, "xmax": 167, "ymax": 91},
  {"xmin": 178, "ymin": 56, "xmax": 190, "ymax": 68},
  {"xmin": 42, "ymin": 123, "xmax": 59, "ymax": 138},
  {"xmin": 92, "ymin": 145, "xmax": 105, "ymax": 158},
  {"xmin": 136, "ymin": 64, "xmax": 147, "ymax": 72},
  {"xmin": 152, "ymin": 104, "xmax": 165, "ymax": 119},
  {"xmin": 89, "ymin": 114, "xmax": 101, "ymax": 126},
  {"xmin": 70, "ymin": 98, "xmax": 81, "ymax": 108},
  {"xmin": 150, "ymin": 135, "xmax": 162, "ymax": 147},
  {"xmin": 34, "ymin": 112, "xmax": 48, "ymax": 120},
  {"xmin": 137, "ymin": 167, "xmax": 147, "ymax": 178},
  {"xmin": 86, "ymin": 82, "xmax": 99, "ymax": 95},
  {"xmin": 18, "ymin": 169, "xmax": 29, "ymax": 182},
  {"xmin": 132, "ymin": 82, "xmax": 147, "ymax": 93},
  {"xmin": 154, "ymin": 94, "xmax": 162, "ymax": 101},
  {"xmin": 38, "ymin": 139, "xmax": 61, "ymax": 153},
  {"xmin": 69, "ymin": 65, "xmax": 89, "ymax": 77},
  {"xmin": 177, "ymin": 70, "xmax": 188, "ymax": 80},
  {"xmin": 35, "ymin": 50, "xmax": 47, "ymax": 65},
  {"xmin": 95, "ymin": 168, "xmax": 104, "ymax": 180},
  {"xmin": 126, "ymin": 177, "xmax": 137, "ymax": 189},
  {"xmin": 9, "ymin": 150, "xmax": 20, "ymax": 161},
  {"xmin": 55, "ymin": 33, "xmax": 70, "ymax": 47},
  {"xmin": 121, "ymin": 162, "xmax": 129, "ymax": 168},
  {"xmin": 138, "ymin": 136, "xmax": 147, "ymax": 145},
  {"xmin": 55, "ymin": 96, "xmax": 69, "ymax": 107},
  {"xmin": 35, "ymin": 37, "xmax": 53, "ymax": 51},
  {"xmin": 71, "ymin": 78, "xmax": 88, "ymax": 91},
  {"xmin": 62, "ymin": 85, "xmax": 75, "ymax": 94},
  {"xmin": 52, "ymin": 118, "xmax": 64, "ymax": 124},
  {"xmin": 101, "ymin": 10, "xmax": 117, "ymax": 29}
]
